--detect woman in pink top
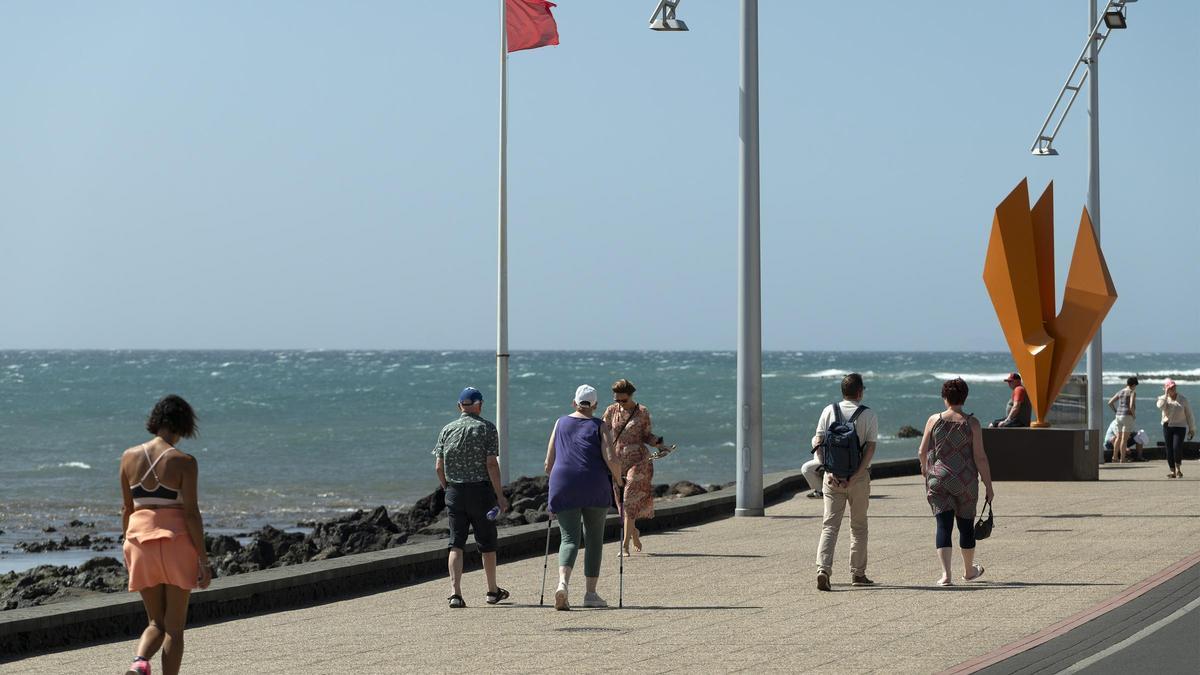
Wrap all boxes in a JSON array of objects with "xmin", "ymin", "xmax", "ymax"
[{"xmin": 1157, "ymin": 379, "xmax": 1196, "ymax": 479}]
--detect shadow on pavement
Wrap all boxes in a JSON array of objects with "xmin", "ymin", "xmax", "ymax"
[
  {"xmin": 855, "ymin": 580, "xmax": 1123, "ymax": 591},
  {"xmin": 644, "ymin": 553, "xmax": 765, "ymax": 559}
]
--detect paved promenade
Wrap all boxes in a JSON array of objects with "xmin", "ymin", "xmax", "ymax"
[{"xmin": 5, "ymin": 461, "xmax": 1197, "ymax": 673}]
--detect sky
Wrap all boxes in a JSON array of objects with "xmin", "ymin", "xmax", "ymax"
[{"xmin": 1, "ymin": 1, "xmax": 1196, "ymax": 352}]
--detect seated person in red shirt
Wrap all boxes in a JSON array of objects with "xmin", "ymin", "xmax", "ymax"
[{"xmin": 989, "ymin": 373, "xmax": 1032, "ymax": 428}]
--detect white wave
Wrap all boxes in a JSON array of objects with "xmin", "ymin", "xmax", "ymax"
[
  {"xmin": 518, "ymin": 372, "xmax": 537, "ymax": 378},
  {"xmin": 37, "ymin": 461, "xmax": 92, "ymax": 470},
  {"xmin": 932, "ymin": 372, "xmax": 1011, "ymax": 383},
  {"xmin": 721, "ymin": 441, "xmax": 736, "ymax": 447},
  {"xmin": 762, "ymin": 373, "xmax": 779, "ymax": 378},
  {"xmin": 1104, "ymin": 368, "xmax": 1200, "ymax": 378},
  {"xmin": 1103, "ymin": 376, "xmax": 1199, "ymax": 386},
  {"xmin": 220, "ymin": 362, "xmax": 234, "ymax": 368},
  {"xmin": 803, "ymin": 369, "xmax": 849, "ymax": 378},
  {"xmin": 802, "ymin": 369, "xmax": 876, "ymax": 379},
  {"xmin": 209, "ymin": 371, "xmax": 221, "ymax": 377}
]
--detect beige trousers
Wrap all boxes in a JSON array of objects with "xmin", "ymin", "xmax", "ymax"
[{"xmin": 815, "ymin": 474, "xmax": 870, "ymax": 576}]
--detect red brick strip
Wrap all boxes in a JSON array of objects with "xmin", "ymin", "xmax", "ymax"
[{"xmin": 941, "ymin": 550, "xmax": 1200, "ymax": 674}]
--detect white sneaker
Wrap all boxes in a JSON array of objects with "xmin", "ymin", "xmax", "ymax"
[
  {"xmin": 554, "ymin": 582, "xmax": 570, "ymax": 611},
  {"xmin": 582, "ymin": 592, "xmax": 608, "ymax": 608}
]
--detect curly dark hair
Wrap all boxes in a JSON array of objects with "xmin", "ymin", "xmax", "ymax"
[
  {"xmin": 145, "ymin": 395, "xmax": 198, "ymax": 438},
  {"xmin": 1127, "ymin": 376, "xmax": 1139, "ymax": 387},
  {"xmin": 941, "ymin": 378, "xmax": 969, "ymax": 406}
]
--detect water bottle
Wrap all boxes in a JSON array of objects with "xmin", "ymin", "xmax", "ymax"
[{"xmin": 486, "ymin": 506, "xmax": 501, "ymax": 521}]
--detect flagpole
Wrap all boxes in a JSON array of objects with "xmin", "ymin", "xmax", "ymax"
[{"xmin": 496, "ymin": 0, "xmax": 511, "ymax": 486}]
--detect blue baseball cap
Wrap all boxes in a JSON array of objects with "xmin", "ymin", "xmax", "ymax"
[{"xmin": 458, "ymin": 387, "xmax": 484, "ymax": 404}]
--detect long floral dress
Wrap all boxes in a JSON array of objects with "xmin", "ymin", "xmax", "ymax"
[{"xmin": 603, "ymin": 402, "xmax": 657, "ymax": 520}]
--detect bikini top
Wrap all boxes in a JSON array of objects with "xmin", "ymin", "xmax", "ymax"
[{"xmin": 129, "ymin": 443, "xmax": 182, "ymax": 507}]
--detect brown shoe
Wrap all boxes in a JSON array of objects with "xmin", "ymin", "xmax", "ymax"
[
  {"xmin": 851, "ymin": 575, "xmax": 875, "ymax": 586},
  {"xmin": 816, "ymin": 570, "xmax": 831, "ymax": 592}
]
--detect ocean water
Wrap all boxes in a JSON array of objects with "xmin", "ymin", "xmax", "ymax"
[{"xmin": 1, "ymin": 350, "xmax": 1196, "ymax": 565}]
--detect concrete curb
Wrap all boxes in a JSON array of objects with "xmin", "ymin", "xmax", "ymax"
[{"xmin": 0, "ymin": 459, "xmax": 921, "ymax": 656}]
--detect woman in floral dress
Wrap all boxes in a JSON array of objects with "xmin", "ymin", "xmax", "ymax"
[
  {"xmin": 603, "ymin": 379, "xmax": 669, "ymax": 555},
  {"xmin": 917, "ymin": 378, "xmax": 995, "ymax": 586}
]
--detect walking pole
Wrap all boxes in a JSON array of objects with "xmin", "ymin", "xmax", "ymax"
[
  {"xmin": 617, "ymin": 490, "xmax": 625, "ymax": 609},
  {"xmin": 539, "ymin": 515, "xmax": 553, "ymax": 606}
]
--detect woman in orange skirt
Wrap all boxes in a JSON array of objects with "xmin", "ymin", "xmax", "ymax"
[{"xmin": 120, "ymin": 395, "xmax": 211, "ymax": 675}]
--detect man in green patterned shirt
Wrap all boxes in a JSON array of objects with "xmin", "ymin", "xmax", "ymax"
[{"xmin": 434, "ymin": 387, "xmax": 510, "ymax": 608}]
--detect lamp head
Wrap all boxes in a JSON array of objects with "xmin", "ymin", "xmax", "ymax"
[
  {"xmin": 649, "ymin": 0, "xmax": 689, "ymax": 32},
  {"xmin": 650, "ymin": 18, "xmax": 689, "ymax": 32},
  {"xmin": 1103, "ymin": 9, "xmax": 1127, "ymax": 29}
]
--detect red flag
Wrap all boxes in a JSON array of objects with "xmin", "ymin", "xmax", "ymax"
[{"xmin": 506, "ymin": 0, "xmax": 559, "ymax": 53}]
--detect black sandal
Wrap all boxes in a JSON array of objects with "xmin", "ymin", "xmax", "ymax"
[
  {"xmin": 486, "ymin": 588, "xmax": 510, "ymax": 605},
  {"xmin": 448, "ymin": 595, "xmax": 466, "ymax": 608}
]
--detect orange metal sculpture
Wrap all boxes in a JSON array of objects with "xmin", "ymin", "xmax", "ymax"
[{"xmin": 983, "ymin": 179, "xmax": 1117, "ymax": 427}]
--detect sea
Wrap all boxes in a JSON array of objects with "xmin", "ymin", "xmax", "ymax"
[{"xmin": 1, "ymin": 350, "xmax": 1196, "ymax": 573}]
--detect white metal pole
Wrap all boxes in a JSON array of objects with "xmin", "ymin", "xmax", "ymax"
[
  {"xmin": 1085, "ymin": 0, "xmax": 1104, "ymax": 461},
  {"xmin": 497, "ymin": 0, "xmax": 511, "ymax": 485},
  {"xmin": 735, "ymin": 0, "xmax": 764, "ymax": 517}
]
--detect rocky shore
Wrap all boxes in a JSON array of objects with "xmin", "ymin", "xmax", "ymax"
[{"xmin": 1, "ymin": 476, "xmax": 728, "ymax": 611}]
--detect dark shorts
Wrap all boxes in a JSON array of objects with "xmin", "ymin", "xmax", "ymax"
[{"xmin": 445, "ymin": 481, "xmax": 498, "ymax": 553}]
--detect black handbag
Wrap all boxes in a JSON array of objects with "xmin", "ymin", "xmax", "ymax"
[{"xmin": 974, "ymin": 499, "xmax": 994, "ymax": 540}]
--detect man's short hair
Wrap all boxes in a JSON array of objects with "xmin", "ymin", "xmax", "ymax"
[
  {"xmin": 841, "ymin": 373, "xmax": 864, "ymax": 398},
  {"xmin": 1126, "ymin": 376, "xmax": 1139, "ymax": 387}
]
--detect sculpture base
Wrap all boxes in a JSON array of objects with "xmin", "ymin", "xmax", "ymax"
[
  {"xmin": 982, "ymin": 428, "xmax": 1099, "ymax": 480},
  {"xmin": 1030, "ymin": 421, "xmax": 1051, "ymax": 428}
]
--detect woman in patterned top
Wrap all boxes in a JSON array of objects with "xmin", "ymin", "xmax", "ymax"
[
  {"xmin": 917, "ymin": 378, "xmax": 995, "ymax": 587},
  {"xmin": 603, "ymin": 379, "xmax": 670, "ymax": 556}
]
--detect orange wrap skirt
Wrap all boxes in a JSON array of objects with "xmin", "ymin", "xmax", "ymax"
[{"xmin": 123, "ymin": 509, "xmax": 199, "ymax": 592}]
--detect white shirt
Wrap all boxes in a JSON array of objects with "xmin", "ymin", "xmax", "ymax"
[
  {"xmin": 1157, "ymin": 394, "xmax": 1196, "ymax": 432},
  {"xmin": 811, "ymin": 399, "xmax": 879, "ymax": 467}
]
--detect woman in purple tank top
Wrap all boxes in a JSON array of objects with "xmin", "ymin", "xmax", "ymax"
[{"xmin": 544, "ymin": 385, "xmax": 624, "ymax": 610}]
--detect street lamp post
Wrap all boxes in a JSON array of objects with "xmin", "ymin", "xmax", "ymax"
[
  {"xmin": 1030, "ymin": 0, "xmax": 1136, "ymax": 459},
  {"xmin": 734, "ymin": 0, "xmax": 764, "ymax": 517},
  {"xmin": 1085, "ymin": 0, "xmax": 1103, "ymax": 461},
  {"xmin": 648, "ymin": 0, "xmax": 763, "ymax": 515}
]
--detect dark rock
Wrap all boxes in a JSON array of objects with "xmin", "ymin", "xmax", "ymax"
[
  {"xmin": 416, "ymin": 517, "xmax": 450, "ymax": 537},
  {"xmin": 205, "ymin": 534, "xmax": 243, "ymax": 558},
  {"xmin": 78, "ymin": 557, "xmax": 121, "ymax": 573},
  {"xmin": 42, "ymin": 527, "xmax": 56, "ymax": 533},
  {"xmin": 65, "ymin": 519, "xmax": 94, "ymax": 528},
  {"xmin": 653, "ymin": 483, "xmax": 671, "ymax": 498},
  {"xmin": 310, "ymin": 546, "xmax": 342, "ymax": 562},
  {"xmin": 502, "ymin": 512, "xmax": 528, "ymax": 527},
  {"xmin": 0, "ymin": 558, "xmax": 127, "ymax": 610},
  {"xmin": 897, "ymin": 425, "xmax": 922, "ymax": 439},
  {"xmin": 511, "ymin": 496, "xmax": 541, "ymax": 513},
  {"xmin": 670, "ymin": 481, "xmax": 708, "ymax": 497},
  {"xmin": 524, "ymin": 510, "xmax": 550, "ymax": 524},
  {"xmin": 705, "ymin": 484, "xmax": 723, "ymax": 492}
]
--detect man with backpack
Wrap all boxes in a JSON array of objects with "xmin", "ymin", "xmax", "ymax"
[{"xmin": 810, "ymin": 373, "xmax": 878, "ymax": 591}]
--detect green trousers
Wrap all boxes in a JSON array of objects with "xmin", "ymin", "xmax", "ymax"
[{"xmin": 556, "ymin": 506, "xmax": 608, "ymax": 577}]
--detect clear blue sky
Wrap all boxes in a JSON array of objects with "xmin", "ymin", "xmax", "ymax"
[{"xmin": 1, "ymin": 1, "xmax": 1196, "ymax": 351}]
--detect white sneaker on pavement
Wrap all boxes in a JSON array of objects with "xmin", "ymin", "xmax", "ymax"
[
  {"xmin": 554, "ymin": 582, "xmax": 570, "ymax": 611},
  {"xmin": 582, "ymin": 592, "xmax": 608, "ymax": 608}
]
